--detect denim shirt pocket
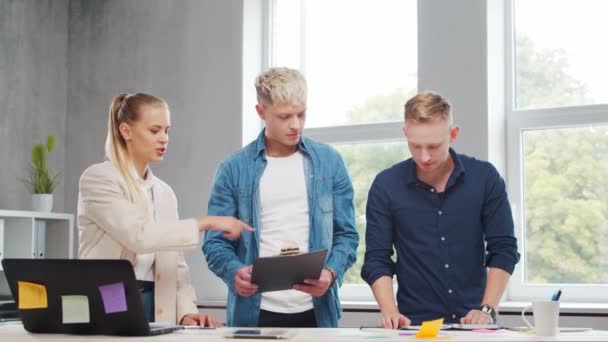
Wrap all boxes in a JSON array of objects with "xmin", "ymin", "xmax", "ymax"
[{"xmin": 237, "ymin": 188, "xmax": 253, "ymax": 223}]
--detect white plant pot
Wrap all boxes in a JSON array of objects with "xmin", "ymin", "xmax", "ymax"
[{"xmin": 32, "ymin": 194, "xmax": 53, "ymax": 213}]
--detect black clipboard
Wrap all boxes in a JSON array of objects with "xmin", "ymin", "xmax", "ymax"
[{"xmin": 251, "ymin": 249, "xmax": 328, "ymax": 293}]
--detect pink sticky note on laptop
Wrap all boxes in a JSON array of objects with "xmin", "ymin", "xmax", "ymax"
[{"xmin": 98, "ymin": 282, "xmax": 128, "ymax": 314}]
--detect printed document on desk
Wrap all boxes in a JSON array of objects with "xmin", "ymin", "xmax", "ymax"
[
  {"xmin": 251, "ymin": 249, "xmax": 327, "ymax": 292},
  {"xmin": 401, "ymin": 323, "xmax": 499, "ymax": 330}
]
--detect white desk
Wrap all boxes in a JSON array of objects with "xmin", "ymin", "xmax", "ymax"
[{"xmin": 1, "ymin": 325, "xmax": 608, "ymax": 341}]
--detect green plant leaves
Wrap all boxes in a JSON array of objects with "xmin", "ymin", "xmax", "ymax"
[
  {"xmin": 46, "ymin": 135, "xmax": 56, "ymax": 153},
  {"xmin": 32, "ymin": 144, "xmax": 45, "ymax": 167},
  {"xmin": 22, "ymin": 135, "xmax": 60, "ymax": 194}
]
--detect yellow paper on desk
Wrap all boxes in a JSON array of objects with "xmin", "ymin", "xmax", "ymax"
[
  {"xmin": 416, "ymin": 318, "xmax": 444, "ymax": 338},
  {"xmin": 18, "ymin": 281, "xmax": 48, "ymax": 309}
]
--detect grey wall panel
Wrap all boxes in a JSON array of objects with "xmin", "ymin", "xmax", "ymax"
[
  {"xmin": 0, "ymin": 0, "xmax": 69, "ymax": 212},
  {"xmin": 66, "ymin": 0, "xmax": 244, "ymax": 302},
  {"xmin": 418, "ymin": 0, "xmax": 489, "ymax": 160}
]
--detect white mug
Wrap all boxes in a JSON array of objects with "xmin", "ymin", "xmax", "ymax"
[{"xmin": 521, "ymin": 301, "xmax": 560, "ymax": 336}]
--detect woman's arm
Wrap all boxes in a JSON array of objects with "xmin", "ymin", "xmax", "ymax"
[{"xmin": 79, "ymin": 166, "xmax": 200, "ymax": 253}]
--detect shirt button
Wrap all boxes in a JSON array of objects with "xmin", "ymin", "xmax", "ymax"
[
  {"xmin": 448, "ymin": 289, "xmax": 453, "ymax": 294},
  {"xmin": 438, "ymin": 211, "xmax": 442, "ymax": 215},
  {"xmin": 452, "ymin": 314, "xmax": 456, "ymax": 319},
  {"xmin": 445, "ymin": 264, "xmax": 450, "ymax": 268},
  {"xmin": 441, "ymin": 237, "xmax": 445, "ymax": 241},
  {"xmin": 431, "ymin": 188, "xmax": 435, "ymax": 192}
]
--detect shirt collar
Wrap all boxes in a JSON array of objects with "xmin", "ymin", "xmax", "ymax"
[
  {"xmin": 254, "ymin": 128, "xmax": 310, "ymax": 160},
  {"xmin": 405, "ymin": 147, "xmax": 466, "ymax": 186},
  {"xmin": 131, "ymin": 166, "xmax": 154, "ymax": 190},
  {"xmin": 446, "ymin": 148, "xmax": 466, "ymax": 188}
]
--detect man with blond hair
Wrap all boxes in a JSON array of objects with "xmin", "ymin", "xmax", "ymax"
[
  {"xmin": 203, "ymin": 67, "xmax": 358, "ymax": 327},
  {"xmin": 362, "ymin": 92, "xmax": 520, "ymax": 328}
]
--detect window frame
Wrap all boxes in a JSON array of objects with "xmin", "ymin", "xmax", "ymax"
[{"xmin": 505, "ymin": 0, "xmax": 608, "ymax": 302}]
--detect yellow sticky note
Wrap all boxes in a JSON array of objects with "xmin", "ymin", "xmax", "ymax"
[
  {"xmin": 18, "ymin": 281, "xmax": 48, "ymax": 309},
  {"xmin": 416, "ymin": 318, "xmax": 444, "ymax": 338}
]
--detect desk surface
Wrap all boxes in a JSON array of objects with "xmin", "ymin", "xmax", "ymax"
[{"xmin": 1, "ymin": 325, "xmax": 608, "ymax": 341}]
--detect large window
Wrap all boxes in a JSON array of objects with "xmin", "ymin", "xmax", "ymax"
[
  {"xmin": 335, "ymin": 142, "xmax": 409, "ymax": 284},
  {"xmin": 271, "ymin": 0, "xmax": 417, "ymax": 128},
  {"xmin": 269, "ymin": 0, "xmax": 417, "ymax": 289},
  {"xmin": 513, "ymin": 0, "xmax": 608, "ymax": 109},
  {"xmin": 508, "ymin": 0, "xmax": 608, "ymax": 301},
  {"xmin": 523, "ymin": 127, "xmax": 608, "ymax": 285}
]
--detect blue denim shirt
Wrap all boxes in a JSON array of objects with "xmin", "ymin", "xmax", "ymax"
[
  {"xmin": 203, "ymin": 130, "xmax": 358, "ymax": 327},
  {"xmin": 361, "ymin": 148, "xmax": 520, "ymax": 324}
]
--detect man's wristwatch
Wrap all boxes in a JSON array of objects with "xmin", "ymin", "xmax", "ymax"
[{"xmin": 480, "ymin": 304, "xmax": 497, "ymax": 320}]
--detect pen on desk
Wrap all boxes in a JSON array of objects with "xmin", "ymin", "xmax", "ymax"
[
  {"xmin": 181, "ymin": 325, "xmax": 217, "ymax": 329},
  {"xmin": 360, "ymin": 326, "xmax": 411, "ymax": 330}
]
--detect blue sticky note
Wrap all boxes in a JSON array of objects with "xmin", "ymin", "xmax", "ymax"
[
  {"xmin": 62, "ymin": 295, "xmax": 90, "ymax": 324},
  {"xmin": 98, "ymin": 282, "xmax": 128, "ymax": 314}
]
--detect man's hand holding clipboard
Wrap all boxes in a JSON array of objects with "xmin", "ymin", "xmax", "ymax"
[
  {"xmin": 250, "ymin": 249, "xmax": 329, "ymax": 293},
  {"xmin": 292, "ymin": 267, "xmax": 334, "ymax": 297},
  {"xmin": 234, "ymin": 265, "xmax": 259, "ymax": 297}
]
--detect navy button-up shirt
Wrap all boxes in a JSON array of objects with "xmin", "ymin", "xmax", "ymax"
[{"xmin": 361, "ymin": 148, "xmax": 520, "ymax": 324}]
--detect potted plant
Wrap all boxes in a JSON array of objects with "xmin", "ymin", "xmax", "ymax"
[{"xmin": 20, "ymin": 135, "xmax": 61, "ymax": 212}]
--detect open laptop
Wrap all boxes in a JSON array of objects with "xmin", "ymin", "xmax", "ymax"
[{"xmin": 1, "ymin": 258, "xmax": 181, "ymax": 336}]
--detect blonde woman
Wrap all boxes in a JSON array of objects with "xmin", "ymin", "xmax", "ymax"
[{"xmin": 78, "ymin": 93, "xmax": 252, "ymax": 327}]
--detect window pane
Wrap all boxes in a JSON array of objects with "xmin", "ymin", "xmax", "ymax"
[
  {"xmin": 334, "ymin": 141, "xmax": 409, "ymax": 284},
  {"xmin": 272, "ymin": 0, "xmax": 417, "ymax": 127},
  {"xmin": 523, "ymin": 126, "xmax": 608, "ymax": 284},
  {"xmin": 514, "ymin": 0, "xmax": 608, "ymax": 109}
]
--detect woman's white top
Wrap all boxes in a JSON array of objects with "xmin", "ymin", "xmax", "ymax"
[{"xmin": 133, "ymin": 169, "xmax": 156, "ymax": 281}]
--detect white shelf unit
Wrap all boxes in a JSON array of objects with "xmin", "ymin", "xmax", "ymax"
[{"xmin": 0, "ymin": 210, "xmax": 74, "ymax": 271}]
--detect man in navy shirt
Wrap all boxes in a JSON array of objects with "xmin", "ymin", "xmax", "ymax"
[{"xmin": 361, "ymin": 92, "xmax": 520, "ymax": 329}]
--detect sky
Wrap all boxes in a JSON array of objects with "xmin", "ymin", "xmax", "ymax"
[
  {"xmin": 515, "ymin": 0, "xmax": 608, "ymax": 106},
  {"xmin": 271, "ymin": 0, "xmax": 607, "ymax": 127},
  {"xmin": 273, "ymin": 0, "xmax": 417, "ymax": 127}
]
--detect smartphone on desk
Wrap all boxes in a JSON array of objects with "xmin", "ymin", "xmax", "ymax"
[{"xmin": 224, "ymin": 329, "xmax": 292, "ymax": 339}]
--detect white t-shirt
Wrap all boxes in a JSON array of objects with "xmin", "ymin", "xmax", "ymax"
[
  {"xmin": 259, "ymin": 151, "xmax": 312, "ymax": 313},
  {"xmin": 133, "ymin": 169, "xmax": 155, "ymax": 282}
]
